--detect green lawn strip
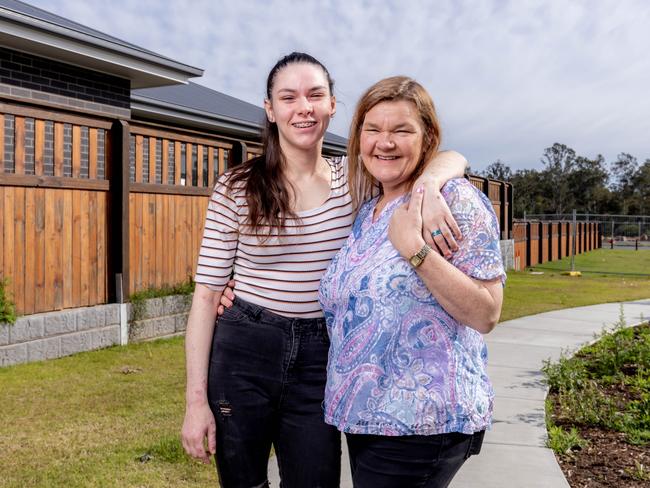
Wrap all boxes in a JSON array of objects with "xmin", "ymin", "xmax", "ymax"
[
  {"xmin": 0, "ymin": 337, "xmax": 217, "ymax": 487},
  {"xmin": 543, "ymin": 321, "xmax": 650, "ymax": 456},
  {"xmin": 531, "ymin": 249, "xmax": 650, "ymax": 275},
  {"xmin": 501, "ymin": 271, "xmax": 650, "ymax": 322}
]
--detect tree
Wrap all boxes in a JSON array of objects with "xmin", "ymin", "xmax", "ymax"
[
  {"xmin": 483, "ymin": 159, "xmax": 512, "ymax": 181},
  {"xmin": 631, "ymin": 159, "xmax": 650, "ymax": 214},
  {"xmin": 611, "ymin": 153, "xmax": 638, "ymax": 214},
  {"xmin": 511, "ymin": 169, "xmax": 549, "ymax": 217},
  {"xmin": 541, "ymin": 143, "xmax": 576, "ymax": 215},
  {"xmin": 569, "ymin": 154, "xmax": 610, "ymax": 213}
]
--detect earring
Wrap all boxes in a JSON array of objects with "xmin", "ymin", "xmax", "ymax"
[{"xmin": 330, "ymin": 113, "xmax": 335, "ymax": 118}]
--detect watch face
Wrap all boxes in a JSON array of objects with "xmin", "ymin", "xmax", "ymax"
[{"xmin": 409, "ymin": 255, "xmax": 423, "ymax": 267}]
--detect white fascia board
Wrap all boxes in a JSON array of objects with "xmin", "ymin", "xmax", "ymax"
[{"xmin": 0, "ymin": 17, "xmax": 202, "ymax": 87}]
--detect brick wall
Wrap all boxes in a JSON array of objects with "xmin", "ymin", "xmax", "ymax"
[{"xmin": 0, "ymin": 47, "xmax": 130, "ymax": 118}]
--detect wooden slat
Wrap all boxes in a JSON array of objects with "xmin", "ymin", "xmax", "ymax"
[
  {"xmin": 63, "ymin": 190, "xmax": 73, "ymax": 308},
  {"xmin": 164, "ymin": 194, "xmax": 172, "ymax": 286},
  {"xmin": 52, "ymin": 190, "xmax": 64, "ymax": 309},
  {"xmin": 3, "ymin": 187, "xmax": 15, "ymax": 307},
  {"xmin": 54, "ymin": 122, "xmax": 64, "ymax": 177},
  {"xmin": 72, "ymin": 125, "xmax": 81, "ymax": 178},
  {"xmin": 174, "ymin": 141, "xmax": 181, "ymax": 185},
  {"xmin": 185, "ymin": 143, "xmax": 193, "ymax": 186},
  {"xmin": 88, "ymin": 191, "xmax": 98, "ymax": 306},
  {"xmin": 0, "ymin": 114, "xmax": 4, "ymax": 172},
  {"xmin": 89, "ymin": 128, "xmax": 98, "ymax": 179},
  {"xmin": 207, "ymin": 147, "xmax": 215, "ymax": 187},
  {"xmin": 34, "ymin": 189, "xmax": 45, "ymax": 311},
  {"xmin": 104, "ymin": 128, "xmax": 112, "ymax": 180},
  {"xmin": 143, "ymin": 193, "xmax": 153, "ymax": 289},
  {"xmin": 79, "ymin": 190, "xmax": 90, "ymax": 305},
  {"xmin": 34, "ymin": 120, "xmax": 45, "ymax": 176},
  {"xmin": 134, "ymin": 192, "xmax": 143, "ymax": 291},
  {"xmin": 128, "ymin": 193, "xmax": 135, "ymax": 293},
  {"xmin": 155, "ymin": 193, "xmax": 163, "ymax": 287},
  {"xmin": 97, "ymin": 193, "xmax": 106, "ymax": 303},
  {"xmin": 161, "ymin": 140, "xmax": 169, "ymax": 185},
  {"xmin": 23, "ymin": 189, "xmax": 35, "ymax": 314},
  {"xmin": 0, "ymin": 189, "xmax": 3, "ymax": 293},
  {"xmin": 218, "ymin": 148, "xmax": 226, "ymax": 174},
  {"xmin": 149, "ymin": 137, "xmax": 157, "ymax": 184},
  {"xmin": 0, "ymin": 102, "xmax": 113, "ymax": 129},
  {"xmin": 0, "ymin": 174, "xmax": 110, "ymax": 190},
  {"xmin": 44, "ymin": 190, "xmax": 56, "ymax": 310},
  {"xmin": 13, "ymin": 187, "xmax": 25, "ymax": 313},
  {"xmin": 71, "ymin": 190, "xmax": 81, "ymax": 306},
  {"xmin": 14, "ymin": 116, "xmax": 25, "ymax": 175},
  {"xmin": 196, "ymin": 145, "xmax": 204, "ymax": 187},
  {"xmin": 189, "ymin": 196, "xmax": 198, "ymax": 279},
  {"xmin": 135, "ymin": 135, "xmax": 144, "ymax": 183},
  {"xmin": 176, "ymin": 195, "xmax": 185, "ymax": 284}
]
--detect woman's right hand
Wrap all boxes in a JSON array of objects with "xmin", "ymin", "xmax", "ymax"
[
  {"xmin": 181, "ymin": 403, "xmax": 217, "ymax": 464},
  {"xmin": 217, "ymin": 279, "xmax": 236, "ymax": 316}
]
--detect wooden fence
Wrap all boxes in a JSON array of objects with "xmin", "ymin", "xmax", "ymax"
[
  {"xmin": 512, "ymin": 220, "xmax": 601, "ymax": 271},
  {"xmin": 1, "ymin": 99, "xmax": 514, "ymax": 316}
]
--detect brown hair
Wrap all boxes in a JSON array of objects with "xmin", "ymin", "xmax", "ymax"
[
  {"xmin": 347, "ymin": 76, "xmax": 441, "ymax": 209},
  {"xmin": 227, "ymin": 52, "xmax": 334, "ymax": 237}
]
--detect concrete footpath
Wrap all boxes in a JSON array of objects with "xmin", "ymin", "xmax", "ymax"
[{"xmin": 267, "ymin": 299, "xmax": 650, "ymax": 487}]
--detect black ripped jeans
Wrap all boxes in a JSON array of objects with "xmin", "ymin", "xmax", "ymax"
[{"xmin": 207, "ymin": 298, "xmax": 341, "ymax": 488}]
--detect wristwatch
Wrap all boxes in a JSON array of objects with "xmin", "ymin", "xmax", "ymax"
[{"xmin": 409, "ymin": 244, "xmax": 432, "ymax": 268}]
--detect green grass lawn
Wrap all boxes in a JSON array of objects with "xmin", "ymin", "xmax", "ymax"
[
  {"xmin": 1, "ymin": 249, "xmax": 649, "ymax": 487},
  {"xmin": 531, "ymin": 248, "xmax": 650, "ymax": 275}
]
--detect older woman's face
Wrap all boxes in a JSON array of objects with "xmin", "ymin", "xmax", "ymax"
[{"xmin": 360, "ymin": 100, "xmax": 424, "ymax": 197}]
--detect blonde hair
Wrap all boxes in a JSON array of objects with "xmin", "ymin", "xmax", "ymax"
[{"xmin": 347, "ymin": 76, "xmax": 441, "ymax": 209}]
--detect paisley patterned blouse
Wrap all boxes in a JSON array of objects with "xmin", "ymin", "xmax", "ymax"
[{"xmin": 318, "ymin": 178, "xmax": 506, "ymax": 436}]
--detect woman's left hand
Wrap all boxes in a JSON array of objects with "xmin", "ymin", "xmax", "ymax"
[
  {"xmin": 389, "ymin": 186, "xmax": 427, "ymax": 260},
  {"xmin": 418, "ymin": 178, "xmax": 461, "ymax": 259}
]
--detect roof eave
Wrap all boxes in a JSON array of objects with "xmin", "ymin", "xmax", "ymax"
[{"xmin": 0, "ymin": 12, "xmax": 203, "ymax": 88}]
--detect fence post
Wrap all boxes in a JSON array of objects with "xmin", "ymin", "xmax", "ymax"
[
  {"xmin": 107, "ymin": 120, "xmax": 130, "ymax": 303},
  {"xmin": 571, "ymin": 209, "xmax": 576, "ymax": 272}
]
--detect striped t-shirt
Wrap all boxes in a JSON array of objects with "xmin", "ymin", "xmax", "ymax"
[{"xmin": 194, "ymin": 156, "xmax": 354, "ymax": 318}]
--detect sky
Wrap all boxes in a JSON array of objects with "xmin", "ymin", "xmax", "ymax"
[{"xmin": 27, "ymin": 0, "xmax": 650, "ymax": 173}]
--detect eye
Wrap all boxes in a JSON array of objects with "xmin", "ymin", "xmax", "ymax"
[
  {"xmin": 310, "ymin": 93, "xmax": 325, "ymax": 99},
  {"xmin": 280, "ymin": 96, "xmax": 295, "ymax": 101},
  {"xmin": 363, "ymin": 128, "xmax": 379, "ymax": 133}
]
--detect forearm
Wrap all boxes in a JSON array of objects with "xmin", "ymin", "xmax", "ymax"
[
  {"xmin": 185, "ymin": 284, "xmax": 222, "ymax": 407},
  {"xmin": 417, "ymin": 150, "xmax": 468, "ymax": 189},
  {"xmin": 416, "ymin": 253, "xmax": 502, "ymax": 333}
]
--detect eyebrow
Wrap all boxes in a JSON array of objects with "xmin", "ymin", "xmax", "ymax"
[
  {"xmin": 362, "ymin": 121, "xmax": 417, "ymax": 130},
  {"xmin": 276, "ymin": 85, "xmax": 328, "ymax": 94}
]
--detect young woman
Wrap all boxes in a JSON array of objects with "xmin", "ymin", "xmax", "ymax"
[
  {"xmin": 181, "ymin": 53, "xmax": 467, "ymax": 488},
  {"xmin": 319, "ymin": 76, "xmax": 505, "ymax": 487}
]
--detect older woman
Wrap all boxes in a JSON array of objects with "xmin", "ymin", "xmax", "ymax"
[{"xmin": 318, "ymin": 77, "xmax": 505, "ymax": 487}]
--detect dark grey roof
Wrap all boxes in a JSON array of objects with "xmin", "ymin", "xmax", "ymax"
[
  {"xmin": 133, "ymin": 82, "xmax": 347, "ymax": 149},
  {"xmin": 0, "ymin": 0, "xmax": 202, "ymax": 76}
]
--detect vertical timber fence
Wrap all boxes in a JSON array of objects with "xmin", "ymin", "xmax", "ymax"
[
  {"xmin": 0, "ymin": 100, "xmax": 267, "ymax": 315},
  {"xmin": 511, "ymin": 219, "xmax": 601, "ymax": 271}
]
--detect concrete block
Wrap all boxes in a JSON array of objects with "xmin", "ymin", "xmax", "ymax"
[
  {"xmin": 27, "ymin": 337, "xmax": 61, "ymax": 362},
  {"xmin": 144, "ymin": 298, "xmax": 164, "ymax": 319},
  {"xmin": 44, "ymin": 313, "xmax": 76, "ymax": 336},
  {"xmin": 92, "ymin": 326, "xmax": 120, "ymax": 350},
  {"xmin": 9, "ymin": 316, "xmax": 45, "ymax": 343},
  {"xmin": 153, "ymin": 317, "xmax": 176, "ymax": 337},
  {"xmin": 129, "ymin": 319, "xmax": 155, "ymax": 342},
  {"xmin": 175, "ymin": 313, "xmax": 188, "ymax": 332},
  {"xmin": 104, "ymin": 304, "xmax": 120, "ymax": 326},
  {"xmin": 60, "ymin": 331, "xmax": 93, "ymax": 357},
  {"xmin": 0, "ymin": 323, "xmax": 10, "ymax": 346},
  {"xmin": 0, "ymin": 343, "xmax": 28, "ymax": 367},
  {"xmin": 76, "ymin": 307, "xmax": 105, "ymax": 331}
]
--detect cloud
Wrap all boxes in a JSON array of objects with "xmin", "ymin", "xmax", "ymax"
[{"xmin": 28, "ymin": 0, "xmax": 650, "ymax": 171}]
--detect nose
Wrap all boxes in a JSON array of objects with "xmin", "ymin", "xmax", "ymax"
[
  {"xmin": 377, "ymin": 132, "xmax": 395, "ymax": 149},
  {"xmin": 297, "ymin": 96, "xmax": 313, "ymax": 115}
]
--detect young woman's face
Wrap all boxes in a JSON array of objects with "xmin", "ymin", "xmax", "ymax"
[
  {"xmin": 265, "ymin": 63, "xmax": 336, "ymax": 153},
  {"xmin": 360, "ymin": 100, "xmax": 424, "ymax": 195}
]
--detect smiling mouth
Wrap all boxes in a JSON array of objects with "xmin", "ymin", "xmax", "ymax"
[
  {"xmin": 292, "ymin": 121, "xmax": 317, "ymax": 128},
  {"xmin": 375, "ymin": 155, "xmax": 399, "ymax": 160}
]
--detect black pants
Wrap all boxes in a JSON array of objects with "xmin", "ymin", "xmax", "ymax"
[
  {"xmin": 346, "ymin": 430, "xmax": 485, "ymax": 488},
  {"xmin": 207, "ymin": 298, "xmax": 341, "ymax": 488}
]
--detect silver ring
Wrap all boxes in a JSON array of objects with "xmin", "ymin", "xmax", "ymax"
[{"xmin": 431, "ymin": 229, "xmax": 442, "ymax": 238}]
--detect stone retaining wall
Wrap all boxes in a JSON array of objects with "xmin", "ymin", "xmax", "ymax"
[
  {"xmin": 500, "ymin": 239, "xmax": 515, "ymax": 270},
  {"xmin": 0, "ymin": 295, "xmax": 191, "ymax": 367}
]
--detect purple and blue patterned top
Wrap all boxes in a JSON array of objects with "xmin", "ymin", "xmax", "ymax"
[{"xmin": 318, "ymin": 178, "xmax": 506, "ymax": 436}]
